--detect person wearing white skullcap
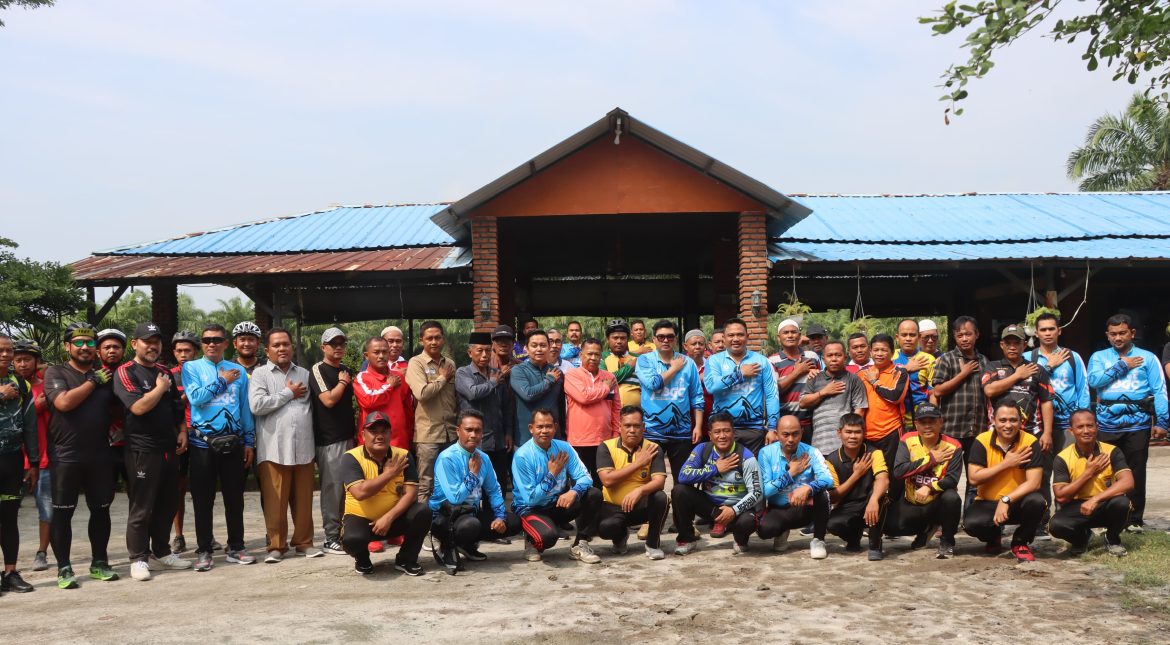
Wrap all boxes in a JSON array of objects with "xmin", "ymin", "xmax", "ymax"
[
  {"xmin": 768, "ymin": 320, "xmax": 823, "ymax": 444},
  {"xmin": 918, "ymin": 319, "xmax": 940, "ymax": 358}
]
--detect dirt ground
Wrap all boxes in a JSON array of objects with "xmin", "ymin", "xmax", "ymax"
[{"xmin": 4, "ymin": 450, "xmax": 1170, "ymax": 644}]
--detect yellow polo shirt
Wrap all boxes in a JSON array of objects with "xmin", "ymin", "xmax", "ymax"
[
  {"xmin": 341, "ymin": 446, "xmax": 417, "ymax": 520},
  {"xmin": 595, "ymin": 438, "xmax": 666, "ymax": 505}
]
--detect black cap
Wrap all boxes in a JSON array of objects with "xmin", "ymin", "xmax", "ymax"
[
  {"xmin": 491, "ymin": 325, "xmax": 515, "ymax": 340},
  {"xmin": 362, "ymin": 411, "xmax": 391, "ymax": 429},
  {"xmin": 806, "ymin": 323, "xmax": 828, "ymax": 337},
  {"xmin": 914, "ymin": 403, "xmax": 943, "ymax": 419},
  {"xmin": 133, "ymin": 322, "xmax": 163, "ymax": 340},
  {"xmin": 469, "ymin": 332, "xmax": 492, "ymax": 345}
]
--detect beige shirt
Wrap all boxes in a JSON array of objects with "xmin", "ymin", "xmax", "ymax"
[{"xmin": 405, "ymin": 353, "xmax": 457, "ymax": 444}]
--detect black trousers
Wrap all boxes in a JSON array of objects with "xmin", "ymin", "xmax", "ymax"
[
  {"xmin": 342, "ymin": 502, "xmax": 429, "ymax": 566},
  {"xmin": 826, "ymin": 496, "xmax": 886, "ymax": 549},
  {"xmin": 963, "ymin": 491, "xmax": 1047, "ymax": 546},
  {"xmin": 485, "ymin": 449, "xmax": 511, "ymax": 494},
  {"xmin": 672, "ymin": 484, "xmax": 755, "ymax": 545},
  {"xmin": 125, "ymin": 450, "xmax": 180, "ymax": 562},
  {"xmin": 757, "ymin": 493, "xmax": 830, "ymax": 541},
  {"xmin": 50, "ymin": 460, "xmax": 114, "ymax": 568},
  {"xmin": 596, "ymin": 491, "xmax": 669, "ymax": 549},
  {"xmin": 431, "ymin": 504, "xmax": 521, "ymax": 551},
  {"xmin": 956, "ymin": 436, "xmax": 978, "ymax": 513},
  {"xmin": 885, "ymin": 489, "xmax": 962, "ymax": 544},
  {"xmin": 865, "ymin": 432, "xmax": 901, "ymax": 484},
  {"xmin": 1039, "ymin": 428, "xmax": 1067, "ymax": 525},
  {"xmin": 733, "ymin": 428, "xmax": 765, "ymax": 457},
  {"xmin": 657, "ymin": 438, "xmax": 696, "ymax": 486},
  {"xmin": 572, "ymin": 445, "xmax": 601, "ymax": 489},
  {"xmin": 519, "ymin": 487, "xmax": 602, "ymax": 552},
  {"xmin": 1098, "ymin": 429, "xmax": 1150, "ymax": 525},
  {"xmin": 188, "ymin": 445, "xmax": 246, "ymax": 553},
  {"xmin": 0, "ymin": 451, "xmax": 23, "ymax": 566},
  {"xmin": 1049, "ymin": 497, "xmax": 1131, "ymax": 547}
]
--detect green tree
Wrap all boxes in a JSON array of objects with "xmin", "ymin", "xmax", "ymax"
[
  {"xmin": 1067, "ymin": 93, "xmax": 1170, "ymax": 191},
  {"xmin": 921, "ymin": 1, "xmax": 1170, "ymax": 119},
  {"xmin": 0, "ymin": 237, "xmax": 85, "ymax": 343},
  {"xmin": 0, "ymin": 0, "xmax": 53, "ymax": 27}
]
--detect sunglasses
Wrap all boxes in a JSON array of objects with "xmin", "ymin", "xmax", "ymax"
[
  {"xmin": 201, "ymin": 336, "xmax": 226, "ymax": 345},
  {"xmin": 655, "ymin": 334, "xmax": 676, "ymax": 342},
  {"xmin": 70, "ymin": 339, "xmax": 97, "ymax": 348},
  {"xmin": 326, "ymin": 341, "xmax": 347, "ymax": 348}
]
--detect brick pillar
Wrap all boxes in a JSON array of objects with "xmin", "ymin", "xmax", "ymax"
[
  {"xmin": 471, "ymin": 216, "xmax": 500, "ymax": 332},
  {"xmin": 151, "ymin": 282, "xmax": 178, "ymax": 358},
  {"xmin": 737, "ymin": 211, "xmax": 769, "ymax": 352},
  {"xmin": 253, "ymin": 283, "xmax": 274, "ymax": 332}
]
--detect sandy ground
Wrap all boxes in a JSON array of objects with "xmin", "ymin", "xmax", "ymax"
[{"xmin": 3, "ymin": 450, "xmax": 1170, "ymax": 644}]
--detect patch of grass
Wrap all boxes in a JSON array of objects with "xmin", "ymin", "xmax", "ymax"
[{"xmin": 1083, "ymin": 531, "xmax": 1170, "ymax": 589}]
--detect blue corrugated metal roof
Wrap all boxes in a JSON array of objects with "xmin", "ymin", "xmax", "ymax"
[
  {"xmin": 108, "ymin": 204, "xmax": 454, "ymax": 255},
  {"xmin": 772, "ymin": 192, "xmax": 1170, "ymax": 243},
  {"xmin": 770, "ymin": 237, "xmax": 1170, "ymax": 262}
]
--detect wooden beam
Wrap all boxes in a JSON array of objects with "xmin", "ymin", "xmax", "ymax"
[{"xmin": 91, "ymin": 285, "xmax": 129, "ymax": 326}]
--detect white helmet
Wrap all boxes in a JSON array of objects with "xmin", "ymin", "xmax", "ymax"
[{"xmin": 232, "ymin": 321, "xmax": 262, "ymax": 338}]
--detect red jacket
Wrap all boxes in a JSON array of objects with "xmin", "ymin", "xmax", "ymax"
[{"xmin": 353, "ymin": 364, "xmax": 415, "ymax": 450}]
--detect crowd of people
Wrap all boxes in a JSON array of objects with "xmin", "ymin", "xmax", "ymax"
[{"xmin": 0, "ymin": 310, "xmax": 1165, "ymax": 592}]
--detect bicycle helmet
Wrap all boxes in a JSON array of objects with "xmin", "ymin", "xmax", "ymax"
[
  {"xmin": 605, "ymin": 318, "xmax": 630, "ymax": 335},
  {"xmin": 96, "ymin": 328, "xmax": 127, "ymax": 346},
  {"xmin": 172, "ymin": 330, "xmax": 200, "ymax": 347},
  {"xmin": 232, "ymin": 321, "xmax": 262, "ymax": 338},
  {"xmin": 64, "ymin": 322, "xmax": 97, "ymax": 342},
  {"xmin": 12, "ymin": 339, "xmax": 42, "ymax": 358}
]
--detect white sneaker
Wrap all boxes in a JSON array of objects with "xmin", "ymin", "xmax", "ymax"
[
  {"xmin": 674, "ymin": 541, "xmax": 699, "ymax": 556},
  {"xmin": 810, "ymin": 538, "xmax": 828, "ymax": 560},
  {"xmin": 524, "ymin": 542, "xmax": 542, "ymax": 562},
  {"xmin": 296, "ymin": 547, "xmax": 324, "ymax": 558},
  {"xmin": 155, "ymin": 553, "xmax": 193, "ymax": 570},
  {"xmin": 570, "ymin": 541, "xmax": 601, "ymax": 564},
  {"xmin": 772, "ymin": 530, "xmax": 790, "ymax": 552},
  {"xmin": 130, "ymin": 561, "xmax": 151, "ymax": 581},
  {"xmin": 732, "ymin": 542, "xmax": 747, "ymax": 555},
  {"xmin": 645, "ymin": 545, "xmax": 665, "ymax": 560}
]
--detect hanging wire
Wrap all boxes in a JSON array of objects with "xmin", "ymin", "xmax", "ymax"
[
  {"xmin": 1060, "ymin": 260, "xmax": 1091, "ymax": 328},
  {"xmin": 790, "ymin": 263, "xmax": 799, "ymax": 303},
  {"xmin": 852, "ymin": 264, "xmax": 866, "ymax": 320},
  {"xmin": 1024, "ymin": 262, "xmax": 1038, "ymax": 320}
]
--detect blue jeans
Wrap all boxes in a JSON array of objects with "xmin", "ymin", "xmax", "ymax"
[{"xmin": 35, "ymin": 467, "xmax": 52, "ymax": 523}]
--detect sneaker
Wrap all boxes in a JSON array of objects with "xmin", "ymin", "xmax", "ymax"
[
  {"xmin": 225, "ymin": 550, "xmax": 256, "ymax": 565},
  {"xmin": 1033, "ymin": 528, "xmax": 1052, "ymax": 542},
  {"xmin": 799, "ymin": 523, "xmax": 815, "ymax": 537},
  {"xmin": 612, "ymin": 531, "xmax": 630, "ymax": 555},
  {"xmin": 844, "ymin": 541, "xmax": 863, "ymax": 553},
  {"xmin": 868, "ymin": 549, "xmax": 884, "ymax": 561},
  {"xmin": 937, "ymin": 540, "xmax": 955, "ymax": 560},
  {"xmin": 354, "ymin": 559, "xmax": 374, "ymax": 575},
  {"xmin": 155, "ymin": 553, "xmax": 193, "ymax": 570},
  {"xmin": 911, "ymin": 524, "xmax": 938, "ymax": 550},
  {"xmin": 420, "ymin": 537, "xmax": 433, "ymax": 552},
  {"xmin": 1106, "ymin": 542, "xmax": 1128, "ymax": 557},
  {"xmin": 368, "ymin": 540, "xmax": 386, "ymax": 553},
  {"xmin": 457, "ymin": 546, "xmax": 488, "ymax": 562},
  {"xmin": 89, "ymin": 561, "xmax": 119, "ymax": 581},
  {"xmin": 296, "ymin": 547, "xmax": 324, "ymax": 558},
  {"xmin": 809, "ymin": 538, "xmax": 828, "ymax": 560},
  {"xmin": 434, "ymin": 545, "xmax": 459, "ymax": 575},
  {"xmin": 637, "ymin": 523, "xmax": 650, "ymax": 541},
  {"xmin": 193, "ymin": 551, "xmax": 213, "ymax": 572},
  {"xmin": 130, "ymin": 561, "xmax": 152, "ymax": 581},
  {"xmin": 674, "ymin": 541, "xmax": 699, "ymax": 556},
  {"xmin": 32, "ymin": 551, "xmax": 49, "ymax": 572},
  {"xmin": 645, "ymin": 545, "xmax": 666, "ymax": 560},
  {"xmin": 984, "ymin": 536, "xmax": 1004, "ymax": 555},
  {"xmin": 731, "ymin": 542, "xmax": 747, "ymax": 555},
  {"xmin": 1125, "ymin": 523, "xmax": 1144, "ymax": 534},
  {"xmin": 386, "ymin": 535, "xmax": 404, "ymax": 547},
  {"xmin": 265, "ymin": 550, "xmax": 283, "ymax": 564},
  {"xmin": 1, "ymin": 570, "xmax": 34, "ymax": 593},
  {"xmin": 772, "ymin": 530, "xmax": 790, "ymax": 553},
  {"xmin": 57, "ymin": 566, "xmax": 79, "ymax": 589},
  {"xmin": 1011, "ymin": 544, "xmax": 1035, "ymax": 563},
  {"xmin": 322, "ymin": 539, "xmax": 346, "ymax": 556},
  {"xmin": 490, "ymin": 536, "xmax": 512, "ymax": 545},
  {"xmin": 210, "ymin": 540, "xmax": 223, "ymax": 551},
  {"xmin": 710, "ymin": 523, "xmax": 727, "ymax": 539},
  {"xmin": 524, "ymin": 542, "xmax": 542, "ymax": 562},
  {"xmin": 170, "ymin": 535, "xmax": 187, "ymax": 554},
  {"xmin": 394, "ymin": 561, "xmax": 423, "ymax": 576},
  {"xmin": 570, "ymin": 541, "xmax": 601, "ymax": 564}
]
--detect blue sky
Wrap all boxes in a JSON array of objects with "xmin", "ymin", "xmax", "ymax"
[{"xmin": 0, "ymin": 1, "xmax": 1137, "ymax": 309}]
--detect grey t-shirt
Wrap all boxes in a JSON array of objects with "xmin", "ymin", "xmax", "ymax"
[{"xmin": 802, "ymin": 370, "xmax": 868, "ymax": 454}]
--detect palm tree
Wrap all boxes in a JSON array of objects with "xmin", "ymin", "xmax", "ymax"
[{"xmin": 1067, "ymin": 93, "xmax": 1170, "ymax": 192}]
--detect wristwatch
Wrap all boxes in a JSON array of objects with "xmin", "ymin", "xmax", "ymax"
[{"xmin": 1000, "ymin": 495, "xmax": 1011, "ymax": 505}]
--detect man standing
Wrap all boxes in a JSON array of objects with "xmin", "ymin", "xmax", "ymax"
[
  {"xmin": 13, "ymin": 338, "xmax": 51, "ymax": 573},
  {"xmin": 823, "ymin": 413, "xmax": 889, "ymax": 561},
  {"xmin": 1025, "ymin": 313, "xmax": 1089, "ymax": 445},
  {"xmin": 44, "ymin": 323, "xmax": 118, "ymax": 589},
  {"xmin": 684, "ymin": 329, "xmax": 713, "ymax": 430},
  {"xmin": 627, "ymin": 320, "xmax": 655, "ymax": 355},
  {"xmin": 805, "ymin": 323, "xmax": 829, "ymax": 357},
  {"xmin": 429, "ymin": 410, "xmax": 522, "ymax": 573},
  {"xmin": 96, "ymin": 328, "xmax": 129, "ymax": 489},
  {"xmin": 636, "ymin": 321, "xmax": 704, "ymax": 485},
  {"xmin": 250, "ymin": 327, "xmax": 320, "ymax": 563},
  {"xmin": 755, "ymin": 416, "xmax": 833, "ymax": 559},
  {"xmin": 893, "ymin": 319, "xmax": 936, "ymax": 431},
  {"xmin": 405, "ymin": 321, "xmax": 458, "ymax": 503},
  {"xmin": 340, "ymin": 412, "xmax": 429, "ymax": 575},
  {"xmin": 511, "ymin": 408, "xmax": 602, "ymax": 563},
  {"xmin": 0, "ymin": 334, "xmax": 37, "ymax": 592},
  {"xmin": 564, "ymin": 338, "xmax": 620, "ymax": 482},
  {"xmin": 673, "ymin": 413, "xmax": 762, "ymax": 556},
  {"xmin": 964, "ymin": 402, "xmax": 1047, "ymax": 562},
  {"xmin": 113, "ymin": 322, "xmax": 191, "ymax": 581},
  {"xmin": 858, "ymin": 334, "xmax": 909, "ymax": 469},
  {"xmin": 514, "ymin": 318, "xmax": 539, "ymax": 362},
  {"xmin": 546, "ymin": 329, "xmax": 574, "ymax": 373},
  {"xmin": 308, "ymin": 327, "xmax": 355, "ymax": 556},
  {"xmin": 1050, "ymin": 409, "xmax": 1133, "ymax": 556},
  {"xmin": 595, "ymin": 407, "xmax": 669, "ymax": 560},
  {"xmin": 456, "ymin": 332, "xmax": 513, "ymax": 495},
  {"xmin": 231, "ymin": 322, "xmax": 266, "ymax": 376},
  {"xmin": 769, "ymin": 320, "xmax": 822, "ymax": 441},
  {"xmin": 511, "ymin": 330, "xmax": 565, "ymax": 445},
  {"xmin": 930, "ymin": 316, "xmax": 990, "ymax": 492},
  {"xmin": 1087, "ymin": 313, "xmax": 1168, "ymax": 531},
  {"xmin": 561, "ymin": 321, "xmax": 584, "ymax": 368},
  {"xmin": 707, "ymin": 328, "xmax": 725, "ymax": 356},
  {"xmin": 799, "ymin": 341, "xmax": 868, "ymax": 454},
  {"xmin": 354, "ymin": 336, "xmax": 414, "ymax": 451},
  {"xmin": 887, "ymin": 403, "xmax": 964, "ymax": 559},
  {"xmin": 703, "ymin": 318, "xmax": 779, "ymax": 455},
  {"xmin": 183, "ymin": 323, "xmax": 257, "ymax": 571},
  {"xmin": 602, "ymin": 320, "xmax": 641, "ymax": 409},
  {"xmin": 845, "ymin": 333, "xmax": 873, "ymax": 374},
  {"xmin": 918, "ymin": 319, "xmax": 941, "ymax": 358},
  {"xmin": 169, "ymin": 330, "xmax": 199, "ymax": 555}
]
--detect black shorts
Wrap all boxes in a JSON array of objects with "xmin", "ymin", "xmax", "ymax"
[
  {"xmin": 52, "ymin": 460, "xmax": 115, "ymax": 511},
  {"xmin": 0, "ymin": 450, "xmax": 24, "ymax": 500}
]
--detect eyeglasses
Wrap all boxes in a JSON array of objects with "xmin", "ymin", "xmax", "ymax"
[
  {"xmin": 326, "ymin": 341, "xmax": 347, "ymax": 348},
  {"xmin": 655, "ymin": 334, "xmax": 676, "ymax": 342},
  {"xmin": 70, "ymin": 339, "xmax": 96, "ymax": 348},
  {"xmin": 201, "ymin": 337, "xmax": 226, "ymax": 345}
]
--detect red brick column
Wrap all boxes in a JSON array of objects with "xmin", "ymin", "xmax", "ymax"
[
  {"xmin": 253, "ymin": 283, "xmax": 274, "ymax": 332},
  {"xmin": 471, "ymin": 216, "xmax": 500, "ymax": 332},
  {"xmin": 737, "ymin": 211, "xmax": 769, "ymax": 352}
]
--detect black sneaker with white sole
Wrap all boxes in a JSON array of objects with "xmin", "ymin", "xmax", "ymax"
[
  {"xmin": 322, "ymin": 539, "xmax": 347, "ymax": 556},
  {"xmin": 394, "ymin": 561, "xmax": 424, "ymax": 576}
]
